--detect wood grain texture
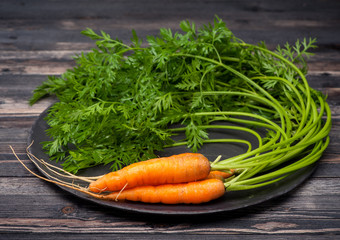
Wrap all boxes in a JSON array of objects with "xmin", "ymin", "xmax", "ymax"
[{"xmin": 0, "ymin": 0, "xmax": 339, "ymax": 239}]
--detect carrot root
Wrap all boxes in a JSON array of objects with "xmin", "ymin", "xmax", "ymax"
[
  {"xmin": 206, "ymin": 170, "xmax": 235, "ymax": 181},
  {"xmin": 11, "ymin": 145, "xmax": 226, "ymax": 205},
  {"xmin": 98, "ymin": 179, "xmax": 225, "ymax": 204},
  {"xmin": 89, "ymin": 152, "xmax": 211, "ymax": 193}
]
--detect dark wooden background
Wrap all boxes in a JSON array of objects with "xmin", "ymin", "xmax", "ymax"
[{"xmin": 1, "ymin": 0, "xmax": 339, "ymax": 239}]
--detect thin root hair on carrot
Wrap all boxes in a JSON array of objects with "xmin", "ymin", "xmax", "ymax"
[
  {"xmin": 25, "ymin": 141, "xmax": 101, "ymax": 183},
  {"xmin": 10, "ymin": 145, "xmax": 93, "ymax": 195}
]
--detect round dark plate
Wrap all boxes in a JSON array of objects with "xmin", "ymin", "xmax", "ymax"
[{"xmin": 27, "ymin": 106, "xmax": 317, "ymax": 216}]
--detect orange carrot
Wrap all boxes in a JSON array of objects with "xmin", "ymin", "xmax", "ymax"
[
  {"xmin": 89, "ymin": 153, "xmax": 211, "ymax": 193},
  {"xmin": 206, "ymin": 170, "xmax": 235, "ymax": 181},
  {"xmin": 11, "ymin": 146, "xmax": 226, "ymax": 205},
  {"xmin": 98, "ymin": 178, "xmax": 225, "ymax": 204}
]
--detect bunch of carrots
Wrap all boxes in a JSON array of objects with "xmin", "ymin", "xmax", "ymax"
[{"xmin": 12, "ymin": 146, "xmax": 235, "ymax": 204}]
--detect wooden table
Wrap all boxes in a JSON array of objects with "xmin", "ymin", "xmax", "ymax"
[{"xmin": 1, "ymin": 0, "xmax": 339, "ymax": 239}]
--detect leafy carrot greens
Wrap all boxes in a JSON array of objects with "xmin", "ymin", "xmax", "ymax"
[{"xmin": 30, "ymin": 17, "xmax": 331, "ymax": 191}]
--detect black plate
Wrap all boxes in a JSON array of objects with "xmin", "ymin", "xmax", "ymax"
[{"xmin": 27, "ymin": 106, "xmax": 317, "ymax": 216}]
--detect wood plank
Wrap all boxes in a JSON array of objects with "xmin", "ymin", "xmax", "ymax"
[
  {"xmin": 1, "ymin": 16, "xmax": 339, "ymax": 33},
  {"xmin": 0, "ymin": 234, "xmax": 337, "ymax": 240},
  {"xmin": 0, "ymin": 146, "xmax": 28, "ymax": 157},
  {"xmin": 0, "ymin": 116, "xmax": 36, "ymax": 128},
  {"xmin": 0, "ymin": 194, "xmax": 339, "ymax": 231},
  {"xmin": 0, "ymin": 98, "xmax": 55, "ymax": 116},
  {"xmin": 0, "ymin": 50, "xmax": 83, "ymax": 60},
  {"xmin": 0, "ymin": 191, "xmax": 339, "ymax": 235},
  {"xmin": 0, "ymin": 191, "xmax": 339, "ymax": 226},
  {"xmin": 1, "ymin": 217, "xmax": 338, "ymax": 235},
  {"xmin": 0, "ymin": 59, "xmax": 75, "ymax": 75},
  {"xmin": 1, "ymin": 0, "xmax": 340, "ymax": 21},
  {"xmin": 0, "ymin": 128, "xmax": 30, "ymax": 142},
  {"xmin": 1, "ymin": 27, "xmax": 339, "ymax": 52},
  {"xmin": 0, "ymin": 0, "xmax": 340, "ymax": 51}
]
